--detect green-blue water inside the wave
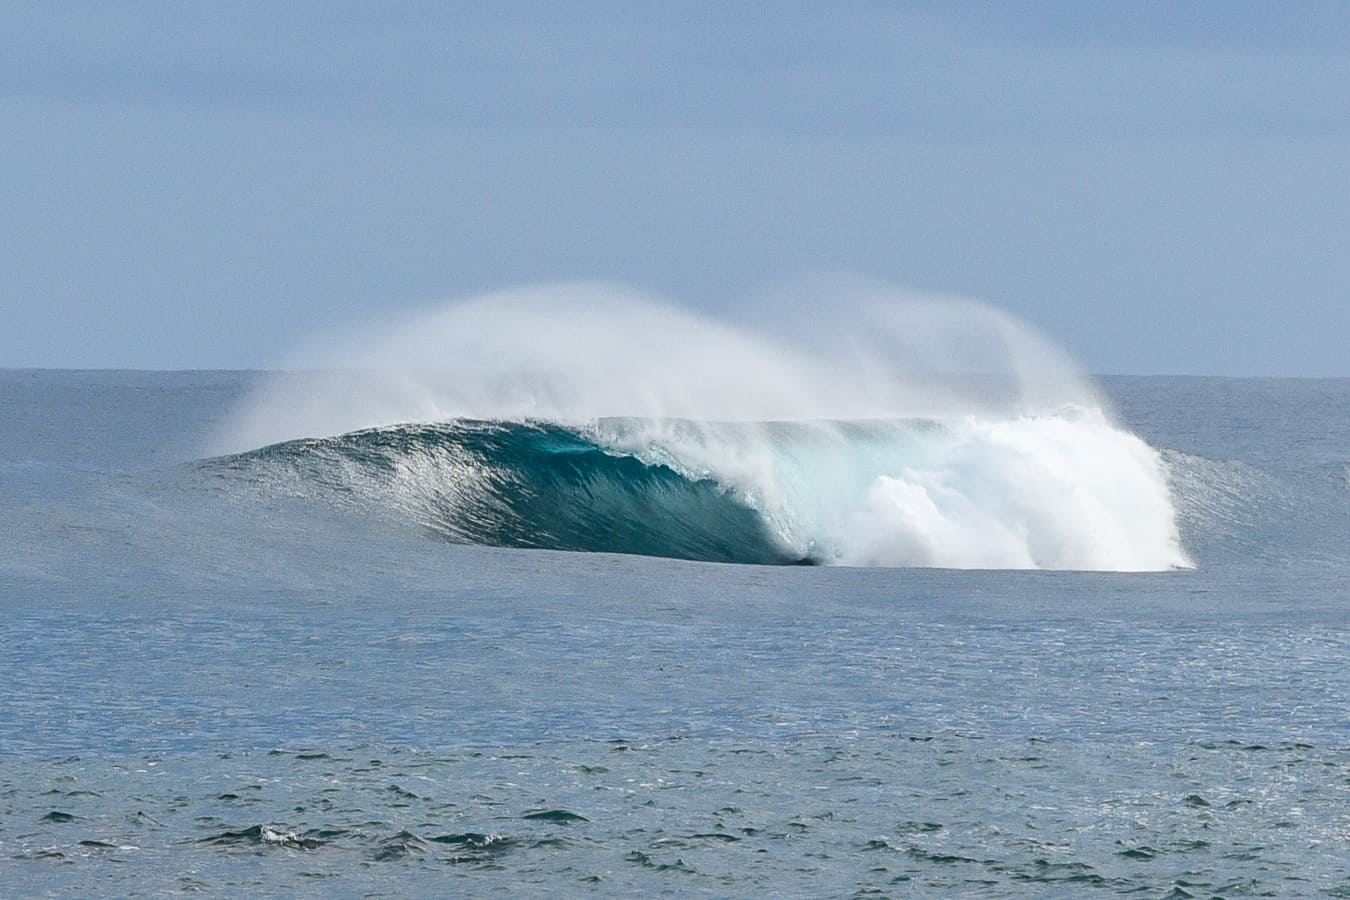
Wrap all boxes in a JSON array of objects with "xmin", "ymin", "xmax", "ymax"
[
  {"xmin": 1, "ymin": 371, "xmax": 1348, "ymax": 897},
  {"xmin": 211, "ymin": 419, "xmax": 802, "ymax": 565}
]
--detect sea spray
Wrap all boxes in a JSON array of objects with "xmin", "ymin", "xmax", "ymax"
[{"xmin": 212, "ymin": 281, "xmax": 1106, "ymax": 451}]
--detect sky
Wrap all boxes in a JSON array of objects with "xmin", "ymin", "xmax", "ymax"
[{"xmin": 2, "ymin": 1, "xmax": 1347, "ymax": 374}]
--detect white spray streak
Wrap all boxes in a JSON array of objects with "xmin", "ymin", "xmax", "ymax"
[{"xmin": 213, "ymin": 280, "xmax": 1104, "ymax": 451}]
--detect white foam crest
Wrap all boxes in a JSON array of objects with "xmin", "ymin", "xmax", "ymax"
[
  {"xmin": 843, "ymin": 414, "xmax": 1188, "ymax": 570},
  {"xmin": 592, "ymin": 414, "xmax": 1190, "ymax": 571}
]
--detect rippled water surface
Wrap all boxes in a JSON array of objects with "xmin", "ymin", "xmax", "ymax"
[{"xmin": 6, "ymin": 734, "xmax": 1348, "ymax": 897}]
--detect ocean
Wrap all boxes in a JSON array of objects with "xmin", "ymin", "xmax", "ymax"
[{"xmin": 2, "ymin": 369, "xmax": 1348, "ymax": 897}]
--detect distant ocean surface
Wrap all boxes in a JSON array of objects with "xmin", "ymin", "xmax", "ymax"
[{"xmin": 2, "ymin": 370, "xmax": 1348, "ymax": 897}]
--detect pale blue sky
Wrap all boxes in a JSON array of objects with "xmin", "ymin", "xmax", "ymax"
[{"xmin": 2, "ymin": 2, "xmax": 1347, "ymax": 373}]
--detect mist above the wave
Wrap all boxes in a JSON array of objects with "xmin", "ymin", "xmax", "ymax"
[{"xmin": 214, "ymin": 279, "xmax": 1106, "ymax": 453}]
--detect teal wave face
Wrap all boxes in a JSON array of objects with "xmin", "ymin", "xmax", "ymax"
[{"xmin": 221, "ymin": 420, "xmax": 804, "ymax": 565}]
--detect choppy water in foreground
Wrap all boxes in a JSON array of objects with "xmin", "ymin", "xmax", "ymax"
[{"xmin": 1, "ymin": 371, "xmax": 1348, "ymax": 897}]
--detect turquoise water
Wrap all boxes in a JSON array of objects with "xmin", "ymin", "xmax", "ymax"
[{"xmin": 2, "ymin": 371, "xmax": 1348, "ymax": 896}]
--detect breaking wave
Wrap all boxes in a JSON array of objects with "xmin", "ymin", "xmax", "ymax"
[
  {"xmin": 214, "ymin": 412, "xmax": 1189, "ymax": 570},
  {"xmin": 210, "ymin": 280, "xmax": 1192, "ymax": 570}
]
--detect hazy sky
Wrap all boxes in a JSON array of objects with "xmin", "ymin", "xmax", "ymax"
[{"xmin": 3, "ymin": 2, "xmax": 1347, "ymax": 374}]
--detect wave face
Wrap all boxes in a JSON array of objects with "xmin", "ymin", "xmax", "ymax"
[
  {"xmin": 1160, "ymin": 450, "xmax": 1350, "ymax": 568},
  {"xmin": 224, "ymin": 420, "xmax": 797, "ymax": 565},
  {"xmin": 217, "ymin": 411, "xmax": 1190, "ymax": 571}
]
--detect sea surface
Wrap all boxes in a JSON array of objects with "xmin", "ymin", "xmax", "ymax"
[{"xmin": 1, "ymin": 370, "xmax": 1348, "ymax": 897}]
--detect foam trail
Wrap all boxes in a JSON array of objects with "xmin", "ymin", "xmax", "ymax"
[{"xmin": 213, "ymin": 279, "xmax": 1189, "ymax": 571}]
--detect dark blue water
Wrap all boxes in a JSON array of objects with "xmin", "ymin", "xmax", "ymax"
[{"xmin": 2, "ymin": 371, "xmax": 1347, "ymax": 897}]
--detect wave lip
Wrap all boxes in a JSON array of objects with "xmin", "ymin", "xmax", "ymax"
[{"xmin": 214, "ymin": 412, "xmax": 1190, "ymax": 572}]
